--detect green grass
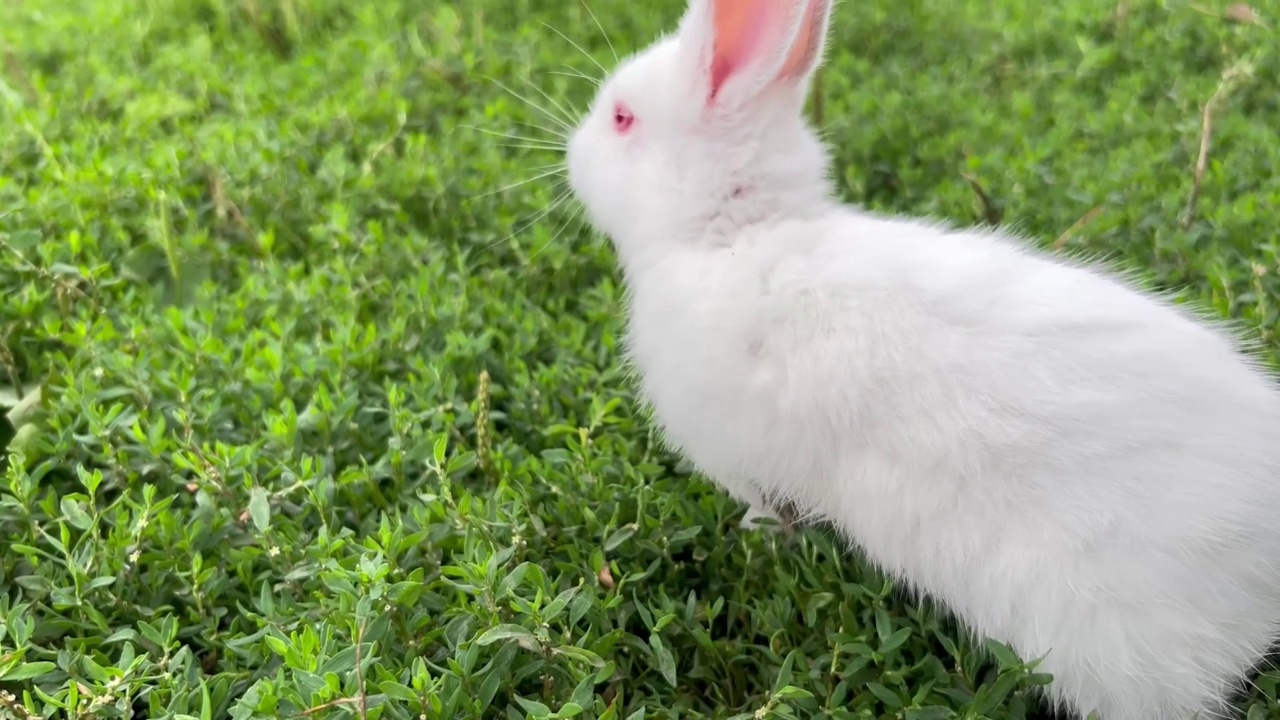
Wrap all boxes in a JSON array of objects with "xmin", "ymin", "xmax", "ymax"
[{"xmin": 1, "ymin": 0, "xmax": 1278, "ymax": 717}]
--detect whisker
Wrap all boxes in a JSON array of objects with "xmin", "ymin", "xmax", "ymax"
[
  {"xmin": 521, "ymin": 76, "xmax": 584, "ymax": 130},
  {"xmin": 541, "ymin": 21, "xmax": 607, "ymax": 75},
  {"xmin": 579, "ymin": 0, "xmax": 618, "ymax": 65},
  {"xmin": 550, "ymin": 67, "xmax": 601, "ymax": 87},
  {"xmin": 559, "ymin": 99, "xmax": 586, "ymax": 126},
  {"xmin": 462, "ymin": 124, "xmax": 566, "ymax": 147},
  {"xmin": 501, "ymin": 142, "xmax": 568, "ymax": 153},
  {"xmin": 476, "ymin": 166, "xmax": 566, "ymax": 199},
  {"xmin": 484, "ymin": 75, "xmax": 574, "ymax": 131},
  {"xmin": 485, "ymin": 185, "xmax": 574, "ymax": 252},
  {"xmin": 529, "ymin": 201, "xmax": 584, "ymax": 261},
  {"xmin": 545, "ymin": 176, "xmax": 571, "ymax": 198},
  {"xmin": 514, "ymin": 119, "xmax": 569, "ymax": 139}
]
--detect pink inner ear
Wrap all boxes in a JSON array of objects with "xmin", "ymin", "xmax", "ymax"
[
  {"xmin": 709, "ymin": 0, "xmax": 769, "ymax": 100},
  {"xmin": 777, "ymin": 0, "xmax": 825, "ymax": 80}
]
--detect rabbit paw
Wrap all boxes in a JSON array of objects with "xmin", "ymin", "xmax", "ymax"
[{"xmin": 741, "ymin": 501, "xmax": 785, "ymax": 530}]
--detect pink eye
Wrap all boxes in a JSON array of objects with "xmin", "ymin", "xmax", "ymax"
[{"xmin": 613, "ymin": 103, "xmax": 634, "ymax": 133}]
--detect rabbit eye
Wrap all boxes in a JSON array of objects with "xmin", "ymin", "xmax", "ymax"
[{"xmin": 613, "ymin": 103, "xmax": 634, "ymax": 133}]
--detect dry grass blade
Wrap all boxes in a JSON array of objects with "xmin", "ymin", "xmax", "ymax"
[
  {"xmin": 1224, "ymin": 4, "xmax": 1267, "ymax": 27},
  {"xmin": 1052, "ymin": 205, "xmax": 1106, "ymax": 250},
  {"xmin": 1181, "ymin": 60, "xmax": 1253, "ymax": 229},
  {"xmin": 354, "ymin": 618, "xmax": 368, "ymax": 720},
  {"xmin": 961, "ymin": 171, "xmax": 1003, "ymax": 226}
]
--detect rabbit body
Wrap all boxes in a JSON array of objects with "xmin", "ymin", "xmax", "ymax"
[
  {"xmin": 561, "ymin": 0, "xmax": 1280, "ymax": 716},
  {"xmin": 624, "ymin": 203, "xmax": 1280, "ymax": 720}
]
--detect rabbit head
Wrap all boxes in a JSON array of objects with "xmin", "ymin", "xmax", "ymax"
[{"xmin": 567, "ymin": 0, "xmax": 836, "ymax": 269}]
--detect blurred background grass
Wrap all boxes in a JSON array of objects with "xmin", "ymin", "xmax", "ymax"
[{"xmin": 0, "ymin": 0, "xmax": 1277, "ymax": 718}]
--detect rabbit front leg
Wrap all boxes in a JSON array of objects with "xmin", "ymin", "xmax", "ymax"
[
  {"xmin": 709, "ymin": 473, "xmax": 781, "ymax": 529},
  {"xmin": 734, "ymin": 481, "xmax": 798, "ymax": 535}
]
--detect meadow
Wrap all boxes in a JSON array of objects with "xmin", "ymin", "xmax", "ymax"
[{"xmin": 1, "ymin": 0, "xmax": 1278, "ymax": 717}]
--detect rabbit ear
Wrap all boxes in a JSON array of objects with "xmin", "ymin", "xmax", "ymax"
[
  {"xmin": 684, "ymin": 0, "xmax": 833, "ymax": 106},
  {"xmin": 775, "ymin": 0, "xmax": 831, "ymax": 83}
]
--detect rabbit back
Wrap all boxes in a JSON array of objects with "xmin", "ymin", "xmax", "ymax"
[{"xmin": 623, "ymin": 208, "xmax": 1280, "ymax": 719}]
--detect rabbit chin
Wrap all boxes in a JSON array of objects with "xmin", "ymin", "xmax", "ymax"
[
  {"xmin": 565, "ymin": 44, "xmax": 703, "ymax": 265},
  {"xmin": 565, "ymin": 122, "xmax": 642, "ymax": 251}
]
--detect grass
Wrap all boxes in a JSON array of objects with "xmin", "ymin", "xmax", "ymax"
[{"xmin": 0, "ymin": 0, "xmax": 1278, "ymax": 717}]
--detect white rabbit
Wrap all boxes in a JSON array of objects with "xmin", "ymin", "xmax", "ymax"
[{"xmin": 562, "ymin": 0, "xmax": 1280, "ymax": 717}]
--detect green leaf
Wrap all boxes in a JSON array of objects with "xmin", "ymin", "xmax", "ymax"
[
  {"xmin": 2, "ymin": 230, "xmax": 41, "ymax": 251},
  {"xmin": 513, "ymin": 696, "xmax": 552, "ymax": 716},
  {"xmin": 649, "ymin": 633, "xmax": 677, "ymax": 687},
  {"xmin": 478, "ymin": 667, "xmax": 504, "ymax": 708},
  {"xmin": 542, "ymin": 585, "xmax": 580, "ymax": 622},
  {"xmin": 553, "ymin": 645, "xmax": 606, "ymax": 668},
  {"xmin": 200, "ymin": 680, "xmax": 214, "ymax": 720},
  {"xmin": 248, "ymin": 486, "xmax": 270, "ymax": 532},
  {"xmin": 667, "ymin": 525, "xmax": 702, "ymax": 544},
  {"xmin": 379, "ymin": 680, "xmax": 419, "ymax": 702},
  {"xmin": 603, "ymin": 526, "xmax": 635, "ymax": 552},
  {"xmin": 87, "ymin": 575, "xmax": 116, "ymax": 590},
  {"xmin": 1026, "ymin": 673, "xmax": 1054, "ymax": 686},
  {"xmin": 104, "ymin": 628, "xmax": 139, "ymax": 644},
  {"xmin": 0, "ymin": 661, "xmax": 57, "ymax": 681},
  {"xmin": 318, "ymin": 645, "xmax": 359, "ymax": 675},
  {"xmin": 873, "ymin": 606, "xmax": 894, "ymax": 645},
  {"xmin": 976, "ymin": 669, "xmax": 1023, "ymax": 715},
  {"xmin": 983, "ymin": 639, "xmax": 1023, "ymax": 669},
  {"xmin": 866, "ymin": 682, "xmax": 902, "ymax": 710},
  {"xmin": 775, "ymin": 686, "xmax": 814, "ymax": 701},
  {"xmin": 263, "ymin": 635, "xmax": 289, "ymax": 656},
  {"xmin": 14, "ymin": 575, "xmax": 52, "ymax": 594},
  {"xmin": 880, "ymin": 626, "xmax": 913, "ymax": 653},
  {"xmin": 568, "ymin": 673, "xmax": 594, "ymax": 708},
  {"xmin": 771, "ymin": 650, "xmax": 797, "ymax": 694},
  {"xmin": 475, "ymin": 624, "xmax": 537, "ymax": 647},
  {"xmin": 60, "ymin": 497, "xmax": 93, "ymax": 530},
  {"xmin": 905, "ymin": 708, "xmax": 957, "ymax": 720}
]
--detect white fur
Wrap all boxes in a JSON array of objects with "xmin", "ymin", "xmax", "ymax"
[{"xmin": 564, "ymin": 1, "xmax": 1280, "ymax": 717}]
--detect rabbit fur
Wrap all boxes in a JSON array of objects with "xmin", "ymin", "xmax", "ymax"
[{"xmin": 561, "ymin": 0, "xmax": 1280, "ymax": 717}]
